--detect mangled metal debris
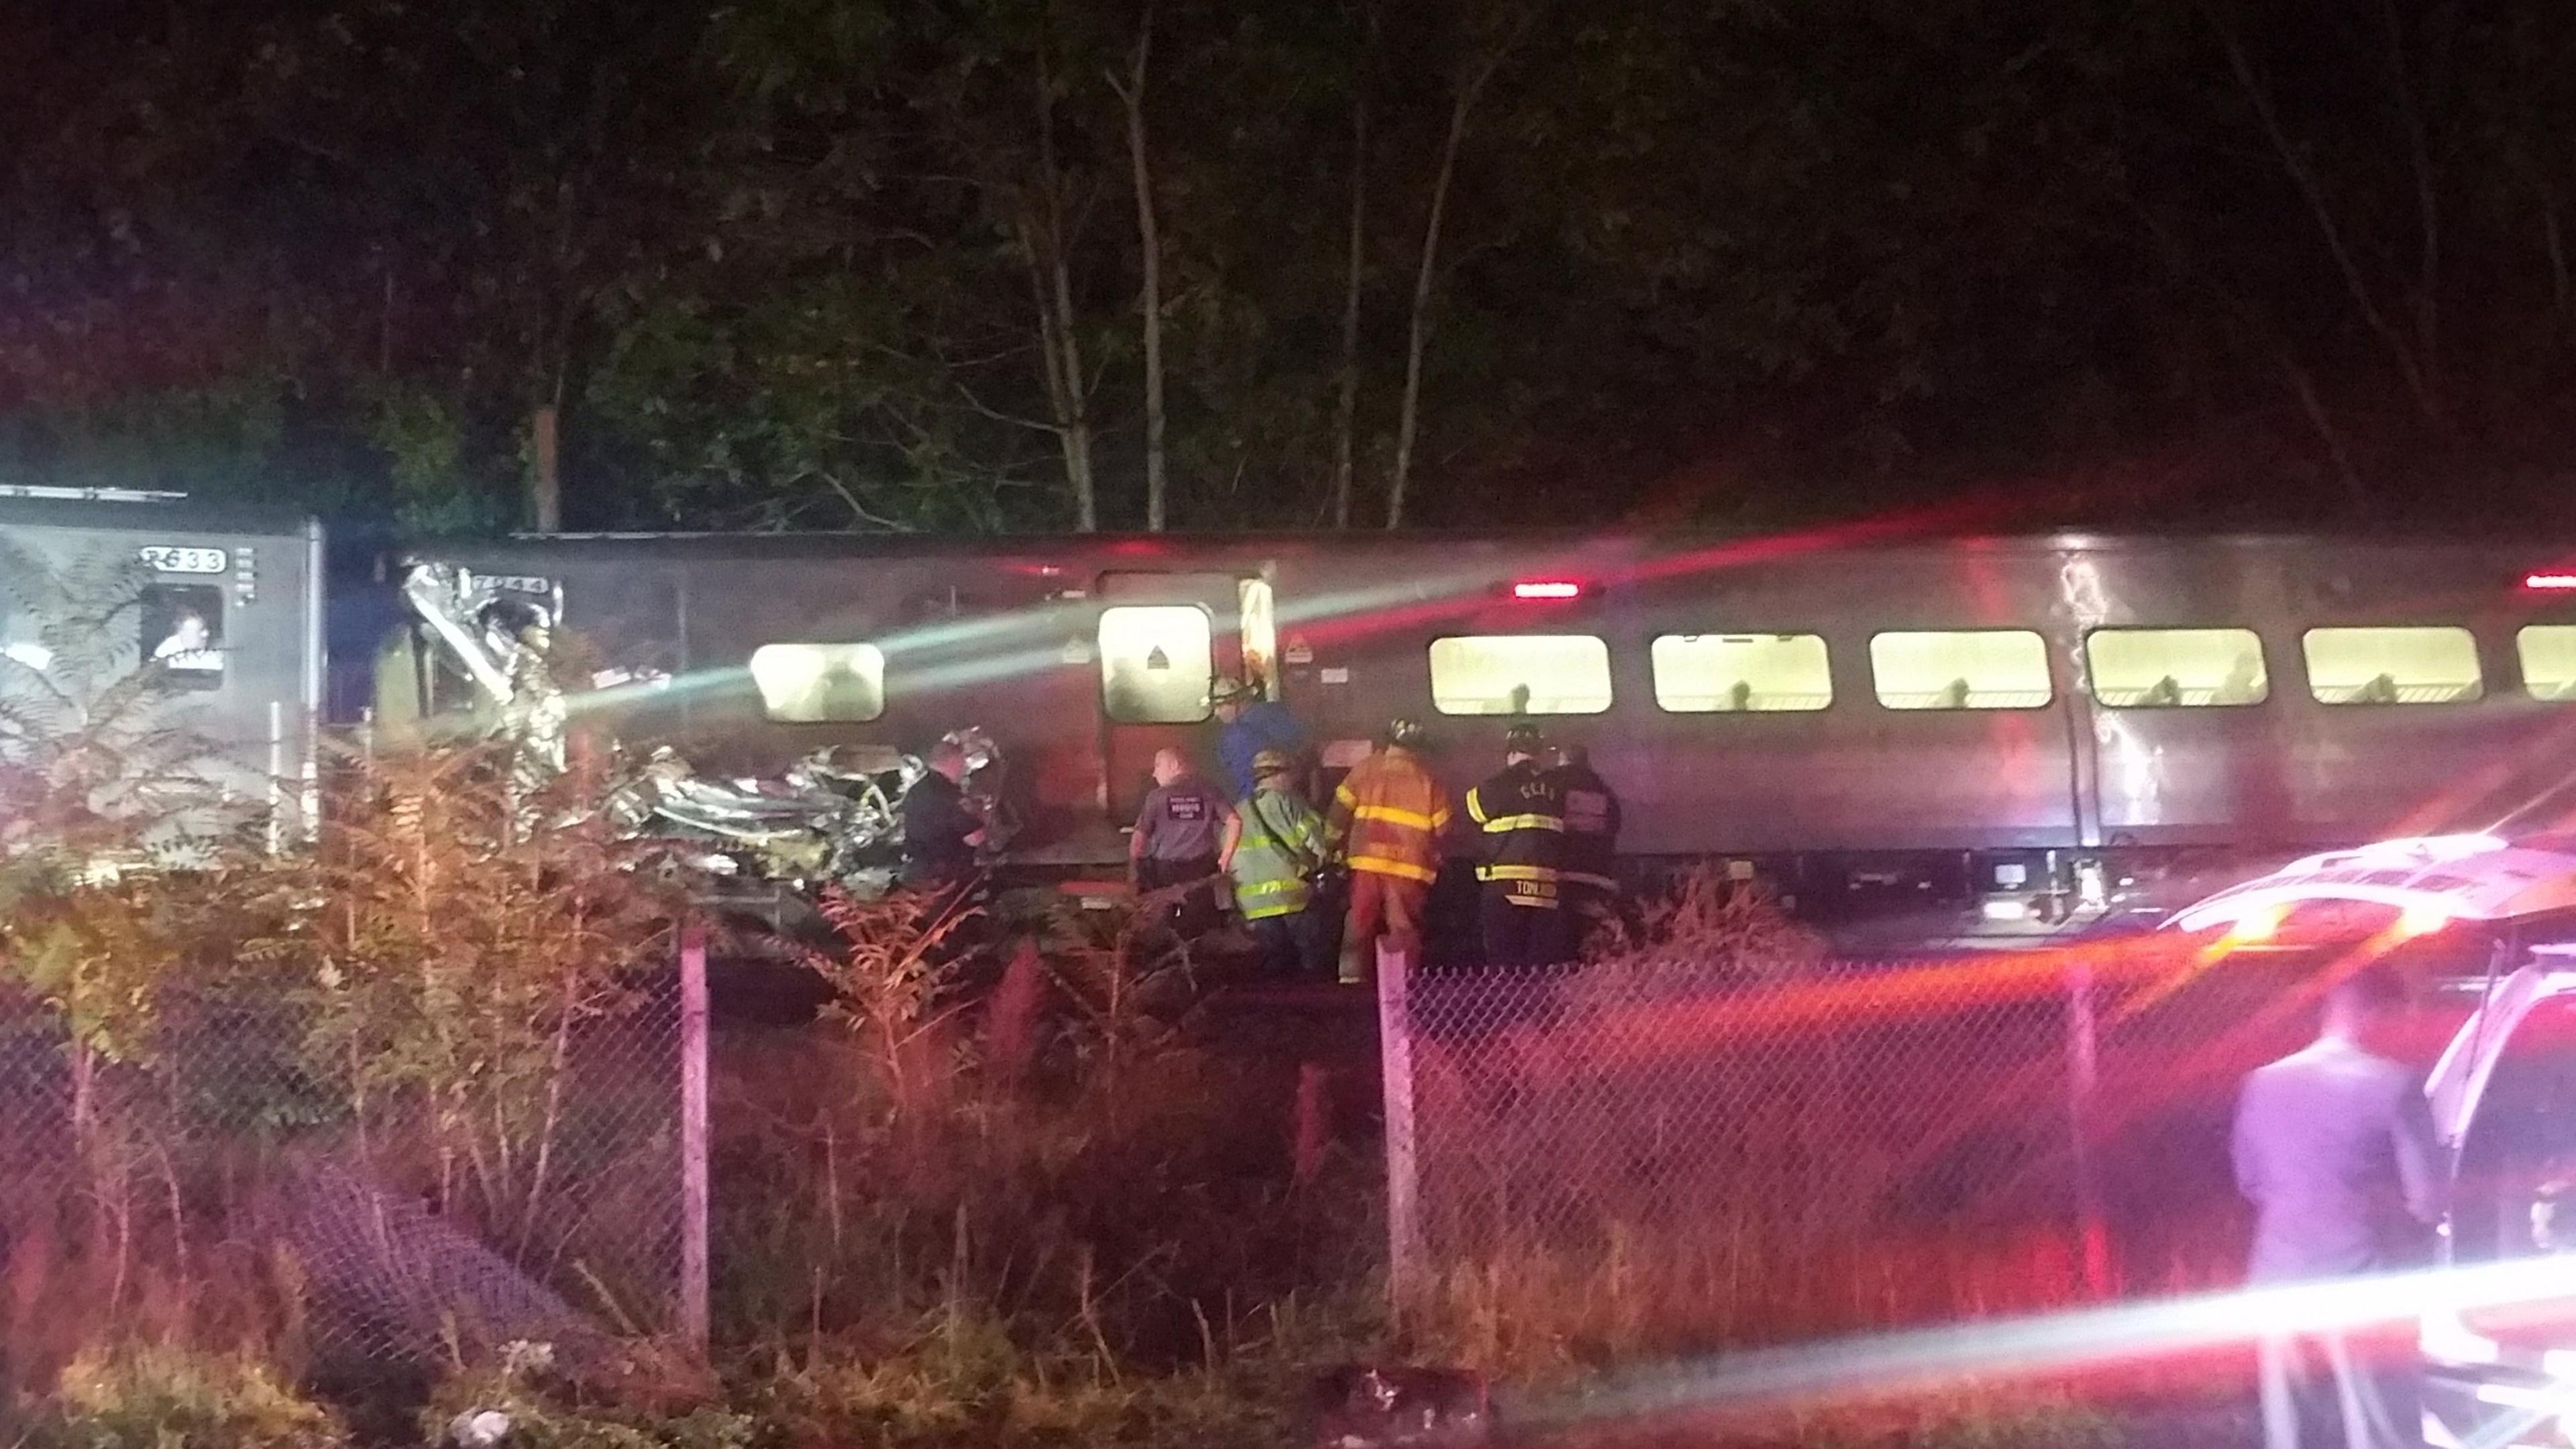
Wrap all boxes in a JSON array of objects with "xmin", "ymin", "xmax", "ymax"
[{"xmin": 402, "ymin": 562, "xmax": 1004, "ymax": 901}]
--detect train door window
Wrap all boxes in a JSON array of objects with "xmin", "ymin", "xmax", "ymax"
[
  {"xmin": 2518, "ymin": 626, "xmax": 2576, "ymax": 701},
  {"xmin": 1869, "ymin": 630, "xmax": 2052, "ymax": 710},
  {"xmin": 1428, "ymin": 635, "xmax": 1613, "ymax": 715},
  {"xmin": 2302, "ymin": 626, "xmax": 2483, "ymax": 704},
  {"xmin": 1650, "ymin": 633, "xmax": 1831, "ymax": 712},
  {"xmin": 1099, "ymin": 604, "xmax": 1214, "ymax": 723},
  {"xmin": 749, "ymin": 643, "xmax": 886, "ymax": 722},
  {"xmin": 2086, "ymin": 628, "xmax": 2268, "ymax": 707},
  {"xmin": 1238, "ymin": 579, "xmax": 1279, "ymax": 698},
  {"xmin": 141, "ymin": 584, "xmax": 225, "ymax": 690}
]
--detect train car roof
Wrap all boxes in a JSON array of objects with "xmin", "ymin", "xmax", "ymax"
[
  {"xmin": 405, "ymin": 526, "xmax": 2576, "ymax": 560},
  {"xmin": 0, "ymin": 491, "xmax": 318, "ymax": 538}
]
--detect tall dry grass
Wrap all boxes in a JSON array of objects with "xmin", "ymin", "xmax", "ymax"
[
  {"xmin": 715, "ymin": 888, "xmax": 1378, "ymax": 1365},
  {"xmin": 1405, "ymin": 875, "xmax": 2116, "ymax": 1381}
]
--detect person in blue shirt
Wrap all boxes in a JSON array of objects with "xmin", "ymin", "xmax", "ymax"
[{"xmin": 1213, "ymin": 676, "xmax": 1310, "ymax": 801}]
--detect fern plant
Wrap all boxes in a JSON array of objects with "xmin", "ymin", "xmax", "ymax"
[
  {"xmin": 240, "ymin": 739, "xmax": 688, "ymax": 1256},
  {"xmin": 0, "ymin": 537, "xmax": 245, "ymax": 896},
  {"xmin": 0, "ymin": 539, "xmax": 250, "ymax": 1143}
]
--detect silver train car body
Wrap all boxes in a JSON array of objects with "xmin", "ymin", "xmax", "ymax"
[
  {"xmin": 0, "ymin": 491, "xmax": 327, "ymax": 852},
  {"xmin": 390, "ymin": 529, "xmax": 2576, "ymax": 934}
]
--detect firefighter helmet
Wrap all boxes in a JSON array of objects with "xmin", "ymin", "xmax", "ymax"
[
  {"xmin": 1503, "ymin": 722, "xmax": 1548, "ymax": 756},
  {"xmin": 1382, "ymin": 717, "xmax": 1428, "ymax": 749},
  {"xmin": 1250, "ymin": 749, "xmax": 1295, "ymax": 779}
]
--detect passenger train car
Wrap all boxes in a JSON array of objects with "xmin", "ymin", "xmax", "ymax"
[
  {"xmin": 0, "ymin": 489, "xmax": 326, "ymax": 850},
  {"xmin": 385, "ymin": 529, "xmax": 2576, "ymax": 937},
  {"xmin": 17, "ymin": 488, "xmax": 2573, "ymax": 938}
]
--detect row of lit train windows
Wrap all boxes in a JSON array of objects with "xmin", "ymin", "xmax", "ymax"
[
  {"xmin": 745, "ymin": 608, "xmax": 2576, "ymax": 724},
  {"xmin": 1422, "ymin": 625, "xmax": 2554, "ymax": 716}
]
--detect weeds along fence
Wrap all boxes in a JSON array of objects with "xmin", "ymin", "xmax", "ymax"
[
  {"xmin": 1382, "ymin": 933, "xmax": 2338, "ymax": 1372},
  {"xmin": 0, "ymin": 950, "xmax": 694, "ymax": 1391}
]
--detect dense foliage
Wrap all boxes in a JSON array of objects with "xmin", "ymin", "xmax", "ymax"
[{"xmin": 5, "ymin": 1, "xmax": 2576, "ymax": 529}]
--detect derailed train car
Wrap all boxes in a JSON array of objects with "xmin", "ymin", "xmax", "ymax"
[
  {"xmin": 0, "ymin": 488, "xmax": 326, "ymax": 851},
  {"xmin": 384, "ymin": 527, "xmax": 2576, "ymax": 940}
]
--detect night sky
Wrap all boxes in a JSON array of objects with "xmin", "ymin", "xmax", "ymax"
[{"xmin": 3, "ymin": 0, "xmax": 2572, "ymax": 535}]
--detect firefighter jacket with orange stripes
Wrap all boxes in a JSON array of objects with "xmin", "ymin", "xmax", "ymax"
[
  {"xmin": 1467, "ymin": 760, "xmax": 1568, "ymax": 908},
  {"xmin": 1326, "ymin": 747, "xmax": 1451, "ymax": 885}
]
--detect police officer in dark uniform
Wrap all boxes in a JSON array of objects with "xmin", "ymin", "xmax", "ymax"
[
  {"xmin": 1466, "ymin": 723, "xmax": 1570, "ymax": 968},
  {"xmin": 1130, "ymin": 747, "xmax": 1234, "ymax": 936}
]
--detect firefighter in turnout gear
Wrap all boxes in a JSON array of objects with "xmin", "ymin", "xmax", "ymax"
[
  {"xmin": 1220, "ymin": 749, "xmax": 1330, "ymax": 979},
  {"xmin": 1550, "ymin": 741, "xmax": 1623, "ymax": 954},
  {"xmin": 1325, "ymin": 718, "xmax": 1450, "ymax": 985},
  {"xmin": 1469, "ymin": 724, "xmax": 1570, "ymax": 968}
]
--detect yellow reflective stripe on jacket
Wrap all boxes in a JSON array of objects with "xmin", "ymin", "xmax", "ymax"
[
  {"xmin": 1477, "ymin": 863, "xmax": 1563, "ymax": 883},
  {"xmin": 1348, "ymin": 854, "xmax": 1440, "ymax": 883},
  {"xmin": 1354, "ymin": 803, "xmax": 1442, "ymax": 830},
  {"xmin": 1236, "ymin": 876, "xmax": 1309, "ymax": 919},
  {"xmin": 1466, "ymin": 786, "xmax": 1488, "ymax": 824},
  {"xmin": 1479, "ymin": 812, "xmax": 1563, "ymax": 833}
]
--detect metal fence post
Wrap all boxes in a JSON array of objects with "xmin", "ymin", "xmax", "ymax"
[
  {"xmin": 1377, "ymin": 939, "xmax": 1424, "ymax": 1320},
  {"xmin": 680, "ymin": 920, "xmax": 712, "ymax": 1350},
  {"xmin": 2063, "ymin": 957, "xmax": 2111, "ymax": 1298}
]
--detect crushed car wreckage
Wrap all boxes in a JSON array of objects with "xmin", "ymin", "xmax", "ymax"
[
  {"xmin": 612, "ymin": 733, "xmax": 1009, "ymax": 900},
  {"xmin": 400, "ymin": 562, "xmax": 1006, "ymax": 902}
]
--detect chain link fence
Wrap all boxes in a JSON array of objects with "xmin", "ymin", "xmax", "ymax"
[
  {"xmin": 0, "ymin": 963, "xmax": 692, "ymax": 1387},
  {"xmin": 1383, "ymin": 939, "xmax": 2338, "ymax": 1362}
]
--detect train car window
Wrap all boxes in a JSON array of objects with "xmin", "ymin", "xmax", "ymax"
[
  {"xmin": 1099, "ymin": 604, "xmax": 1214, "ymax": 723},
  {"xmin": 2085, "ymin": 628, "xmax": 2269, "ymax": 707},
  {"xmin": 1869, "ymin": 631, "xmax": 2052, "ymax": 710},
  {"xmin": 1428, "ymin": 635, "xmax": 1613, "ymax": 715},
  {"xmin": 1650, "ymin": 634, "xmax": 1831, "ymax": 712},
  {"xmin": 2518, "ymin": 626, "xmax": 2576, "ymax": 701},
  {"xmin": 748, "ymin": 643, "xmax": 886, "ymax": 722},
  {"xmin": 140, "ymin": 584, "xmax": 225, "ymax": 692},
  {"xmin": 2302, "ymin": 626, "xmax": 2483, "ymax": 704}
]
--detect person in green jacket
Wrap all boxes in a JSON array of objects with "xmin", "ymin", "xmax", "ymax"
[{"xmin": 1220, "ymin": 749, "xmax": 1333, "ymax": 979}]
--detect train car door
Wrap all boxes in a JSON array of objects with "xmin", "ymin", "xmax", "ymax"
[{"xmin": 1095, "ymin": 572, "xmax": 1255, "ymax": 823}]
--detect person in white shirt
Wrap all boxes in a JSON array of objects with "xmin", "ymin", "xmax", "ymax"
[
  {"xmin": 2233, "ymin": 964, "xmax": 2440, "ymax": 1448},
  {"xmin": 151, "ymin": 610, "xmax": 220, "ymax": 672}
]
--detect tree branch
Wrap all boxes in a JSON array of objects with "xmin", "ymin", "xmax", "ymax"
[
  {"xmin": 2206, "ymin": 5, "xmax": 2434, "ymax": 420},
  {"xmin": 953, "ymin": 382, "xmax": 1063, "ymax": 435},
  {"xmin": 803, "ymin": 470, "xmax": 918, "ymax": 533},
  {"xmin": 1387, "ymin": 4, "xmax": 1540, "ymax": 529}
]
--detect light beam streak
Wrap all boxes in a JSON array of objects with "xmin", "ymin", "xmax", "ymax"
[{"xmin": 1507, "ymin": 1258, "xmax": 2576, "ymax": 1437}]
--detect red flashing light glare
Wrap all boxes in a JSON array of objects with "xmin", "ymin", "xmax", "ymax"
[
  {"xmin": 1512, "ymin": 580, "xmax": 1583, "ymax": 600},
  {"xmin": 2527, "ymin": 572, "xmax": 2576, "ymax": 591}
]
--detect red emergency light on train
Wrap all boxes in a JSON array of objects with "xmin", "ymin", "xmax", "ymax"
[{"xmin": 1510, "ymin": 580, "xmax": 1583, "ymax": 600}]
